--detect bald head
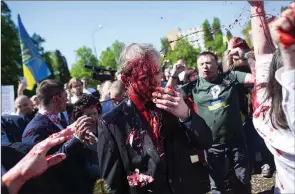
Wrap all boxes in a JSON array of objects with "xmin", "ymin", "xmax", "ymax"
[{"xmin": 14, "ymin": 95, "xmax": 33, "ymax": 116}]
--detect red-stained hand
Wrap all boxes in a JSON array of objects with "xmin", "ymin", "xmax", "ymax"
[
  {"xmin": 17, "ymin": 130, "xmax": 71, "ymax": 179},
  {"xmin": 2, "ymin": 129, "xmax": 72, "ymax": 194},
  {"xmin": 269, "ymin": 3, "xmax": 295, "ymax": 50},
  {"xmin": 152, "ymin": 87, "xmax": 189, "ymax": 120}
]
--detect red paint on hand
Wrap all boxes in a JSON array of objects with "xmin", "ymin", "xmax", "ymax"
[{"xmin": 279, "ymin": 32, "xmax": 295, "ymax": 48}]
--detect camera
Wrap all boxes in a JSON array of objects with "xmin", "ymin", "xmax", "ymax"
[{"xmin": 84, "ymin": 64, "xmax": 116, "ymax": 82}]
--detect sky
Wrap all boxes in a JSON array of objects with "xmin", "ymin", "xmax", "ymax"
[{"xmin": 7, "ymin": 1, "xmax": 291, "ymax": 69}]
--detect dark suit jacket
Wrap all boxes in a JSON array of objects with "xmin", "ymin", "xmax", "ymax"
[
  {"xmin": 98, "ymin": 98, "xmax": 213, "ymax": 194},
  {"xmin": 1, "ymin": 142, "xmax": 63, "ymax": 194},
  {"xmin": 1, "ymin": 115, "xmax": 27, "ymax": 143},
  {"xmin": 22, "ymin": 112, "xmax": 95, "ymax": 194}
]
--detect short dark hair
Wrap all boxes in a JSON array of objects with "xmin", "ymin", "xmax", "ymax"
[
  {"xmin": 198, "ymin": 51, "xmax": 218, "ymax": 64},
  {"xmin": 71, "ymin": 94, "xmax": 102, "ymax": 123},
  {"xmin": 36, "ymin": 79, "xmax": 65, "ymax": 106}
]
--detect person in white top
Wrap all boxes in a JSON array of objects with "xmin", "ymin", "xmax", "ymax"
[{"xmin": 250, "ymin": 1, "xmax": 295, "ymax": 193}]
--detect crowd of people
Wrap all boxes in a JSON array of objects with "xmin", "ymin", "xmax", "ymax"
[{"xmin": 1, "ymin": 1, "xmax": 295, "ymax": 194}]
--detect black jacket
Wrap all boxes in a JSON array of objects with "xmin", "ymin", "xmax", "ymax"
[
  {"xmin": 21, "ymin": 113, "xmax": 95, "ymax": 194},
  {"xmin": 98, "ymin": 98, "xmax": 212, "ymax": 194},
  {"xmin": 1, "ymin": 115, "xmax": 26, "ymax": 143}
]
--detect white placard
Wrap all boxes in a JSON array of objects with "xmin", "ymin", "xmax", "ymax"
[{"xmin": 2, "ymin": 85, "xmax": 15, "ymax": 115}]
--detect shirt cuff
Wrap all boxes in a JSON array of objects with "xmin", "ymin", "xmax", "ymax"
[{"xmin": 179, "ymin": 109, "xmax": 192, "ymax": 123}]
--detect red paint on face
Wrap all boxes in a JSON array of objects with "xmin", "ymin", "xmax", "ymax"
[{"xmin": 122, "ymin": 53, "xmax": 161, "ymax": 102}]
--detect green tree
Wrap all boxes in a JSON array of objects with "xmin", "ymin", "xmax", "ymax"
[
  {"xmin": 280, "ymin": 6, "xmax": 288, "ymax": 13},
  {"xmin": 226, "ymin": 30, "xmax": 233, "ymax": 41},
  {"xmin": 1, "ymin": 1, "xmax": 22, "ymax": 91},
  {"xmin": 241, "ymin": 20, "xmax": 253, "ymax": 49},
  {"xmin": 70, "ymin": 46, "xmax": 99, "ymax": 86},
  {"xmin": 42, "ymin": 51, "xmax": 55, "ymax": 79},
  {"xmin": 112, "ymin": 40, "xmax": 125, "ymax": 63},
  {"xmin": 99, "ymin": 47, "xmax": 116, "ymax": 69},
  {"xmin": 99, "ymin": 40, "xmax": 125, "ymax": 70},
  {"xmin": 31, "ymin": 33, "xmax": 45, "ymax": 55},
  {"xmin": 49, "ymin": 50, "xmax": 71, "ymax": 83},
  {"xmin": 202, "ymin": 19, "xmax": 214, "ymax": 50},
  {"xmin": 172, "ymin": 38, "xmax": 201, "ymax": 68},
  {"xmin": 211, "ymin": 17, "xmax": 226, "ymax": 57},
  {"xmin": 160, "ymin": 37, "xmax": 173, "ymax": 64}
]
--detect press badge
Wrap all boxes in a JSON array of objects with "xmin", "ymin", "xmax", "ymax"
[{"xmin": 190, "ymin": 154, "xmax": 199, "ymax": 163}]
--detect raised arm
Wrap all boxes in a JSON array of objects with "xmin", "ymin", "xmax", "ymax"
[
  {"xmin": 249, "ymin": 1, "xmax": 275, "ymax": 55},
  {"xmin": 248, "ymin": 1, "xmax": 275, "ymax": 110}
]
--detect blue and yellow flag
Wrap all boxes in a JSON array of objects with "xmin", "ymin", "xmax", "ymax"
[{"xmin": 17, "ymin": 14, "xmax": 51, "ymax": 90}]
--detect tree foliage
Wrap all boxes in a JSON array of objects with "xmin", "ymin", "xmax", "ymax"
[
  {"xmin": 99, "ymin": 40, "xmax": 125, "ymax": 70},
  {"xmin": 280, "ymin": 6, "xmax": 288, "ymax": 13},
  {"xmin": 211, "ymin": 17, "xmax": 226, "ymax": 57},
  {"xmin": 31, "ymin": 33, "xmax": 45, "ymax": 55},
  {"xmin": 202, "ymin": 17, "xmax": 227, "ymax": 57},
  {"xmin": 160, "ymin": 38, "xmax": 171, "ymax": 56},
  {"xmin": 241, "ymin": 20, "xmax": 252, "ymax": 49},
  {"xmin": 202, "ymin": 19, "xmax": 214, "ymax": 50},
  {"xmin": 49, "ymin": 50, "xmax": 71, "ymax": 83},
  {"xmin": 1, "ymin": 1, "xmax": 22, "ymax": 89},
  {"xmin": 112, "ymin": 40, "xmax": 125, "ymax": 64},
  {"xmin": 160, "ymin": 38, "xmax": 201, "ymax": 68},
  {"xmin": 70, "ymin": 46, "xmax": 98, "ymax": 78}
]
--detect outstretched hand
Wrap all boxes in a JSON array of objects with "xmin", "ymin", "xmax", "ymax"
[
  {"xmin": 152, "ymin": 87, "xmax": 189, "ymax": 121},
  {"xmin": 2, "ymin": 129, "xmax": 71, "ymax": 194}
]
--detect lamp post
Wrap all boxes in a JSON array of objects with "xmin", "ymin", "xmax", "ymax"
[{"xmin": 92, "ymin": 24, "xmax": 103, "ymax": 59}]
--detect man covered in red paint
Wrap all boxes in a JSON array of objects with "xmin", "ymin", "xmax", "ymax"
[{"xmin": 97, "ymin": 43, "xmax": 213, "ymax": 194}]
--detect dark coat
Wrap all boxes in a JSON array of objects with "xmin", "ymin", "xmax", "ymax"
[
  {"xmin": 21, "ymin": 112, "xmax": 95, "ymax": 194},
  {"xmin": 1, "ymin": 115, "xmax": 27, "ymax": 143},
  {"xmin": 98, "ymin": 98, "xmax": 213, "ymax": 194}
]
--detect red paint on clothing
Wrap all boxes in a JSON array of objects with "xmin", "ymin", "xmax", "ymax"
[{"xmin": 275, "ymin": 149, "xmax": 282, "ymax": 157}]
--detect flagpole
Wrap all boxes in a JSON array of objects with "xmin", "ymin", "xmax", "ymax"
[{"xmin": 92, "ymin": 25, "xmax": 103, "ymax": 60}]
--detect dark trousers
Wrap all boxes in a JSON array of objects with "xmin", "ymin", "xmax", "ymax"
[{"xmin": 206, "ymin": 144, "xmax": 251, "ymax": 194}]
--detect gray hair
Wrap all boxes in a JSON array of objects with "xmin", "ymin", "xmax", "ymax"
[{"xmin": 118, "ymin": 43, "xmax": 160, "ymax": 74}]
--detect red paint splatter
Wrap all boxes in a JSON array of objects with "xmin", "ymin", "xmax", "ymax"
[
  {"xmin": 26, "ymin": 129, "xmax": 34, "ymax": 137},
  {"xmin": 46, "ymin": 155, "xmax": 53, "ymax": 160},
  {"xmin": 255, "ymin": 128, "xmax": 267, "ymax": 138},
  {"xmin": 187, "ymin": 97, "xmax": 198, "ymax": 113},
  {"xmin": 275, "ymin": 149, "xmax": 282, "ymax": 157},
  {"xmin": 280, "ymin": 183, "xmax": 284, "ymax": 190}
]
